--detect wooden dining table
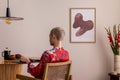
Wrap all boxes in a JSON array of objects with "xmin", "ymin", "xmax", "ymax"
[{"xmin": 0, "ymin": 60, "xmax": 22, "ymax": 80}]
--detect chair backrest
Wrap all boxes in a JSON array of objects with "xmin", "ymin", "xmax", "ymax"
[
  {"xmin": 16, "ymin": 61, "xmax": 72, "ymax": 80},
  {"xmin": 42, "ymin": 61, "xmax": 72, "ymax": 80}
]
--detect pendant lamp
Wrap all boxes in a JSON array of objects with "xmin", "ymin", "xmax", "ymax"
[{"xmin": 0, "ymin": 0, "xmax": 24, "ymax": 24}]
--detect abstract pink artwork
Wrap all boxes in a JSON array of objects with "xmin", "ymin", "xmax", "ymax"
[{"xmin": 70, "ymin": 8, "xmax": 96, "ymax": 43}]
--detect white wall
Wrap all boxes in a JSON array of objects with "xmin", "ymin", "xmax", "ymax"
[{"xmin": 0, "ymin": 0, "xmax": 120, "ymax": 80}]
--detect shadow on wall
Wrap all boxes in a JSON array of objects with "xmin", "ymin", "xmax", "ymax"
[{"xmin": 97, "ymin": 32, "xmax": 113, "ymax": 80}]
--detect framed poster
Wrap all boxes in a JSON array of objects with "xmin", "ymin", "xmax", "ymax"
[{"xmin": 70, "ymin": 8, "xmax": 96, "ymax": 43}]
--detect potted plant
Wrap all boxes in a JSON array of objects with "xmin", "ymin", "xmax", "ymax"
[{"xmin": 105, "ymin": 24, "xmax": 120, "ymax": 74}]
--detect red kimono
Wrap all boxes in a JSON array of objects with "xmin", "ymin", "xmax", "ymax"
[{"xmin": 28, "ymin": 47, "xmax": 69, "ymax": 79}]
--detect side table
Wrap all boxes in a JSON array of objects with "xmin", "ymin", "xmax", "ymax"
[{"xmin": 108, "ymin": 73, "xmax": 120, "ymax": 80}]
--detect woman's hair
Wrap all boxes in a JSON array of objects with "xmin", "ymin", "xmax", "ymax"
[{"xmin": 50, "ymin": 27, "xmax": 65, "ymax": 41}]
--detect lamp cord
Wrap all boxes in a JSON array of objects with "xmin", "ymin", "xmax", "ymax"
[{"xmin": 7, "ymin": 0, "xmax": 9, "ymax": 8}]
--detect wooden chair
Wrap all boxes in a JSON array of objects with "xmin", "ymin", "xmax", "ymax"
[{"xmin": 16, "ymin": 61, "xmax": 72, "ymax": 80}]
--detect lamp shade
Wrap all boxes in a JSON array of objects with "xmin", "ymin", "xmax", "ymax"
[
  {"xmin": 0, "ymin": 0, "xmax": 24, "ymax": 24},
  {"xmin": 0, "ymin": 8, "xmax": 24, "ymax": 20}
]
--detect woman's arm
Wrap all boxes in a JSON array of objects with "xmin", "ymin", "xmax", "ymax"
[{"xmin": 27, "ymin": 52, "xmax": 50, "ymax": 78}]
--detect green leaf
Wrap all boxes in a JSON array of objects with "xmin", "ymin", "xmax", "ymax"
[{"xmin": 113, "ymin": 25, "xmax": 117, "ymax": 40}]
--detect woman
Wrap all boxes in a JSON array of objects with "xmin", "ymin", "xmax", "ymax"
[{"xmin": 21, "ymin": 27, "xmax": 69, "ymax": 79}]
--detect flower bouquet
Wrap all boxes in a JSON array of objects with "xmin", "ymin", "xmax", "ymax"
[
  {"xmin": 105, "ymin": 24, "xmax": 120, "ymax": 74},
  {"xmin": 105, "ymin": 24, "xmax": 120, "ymax": 55}
]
